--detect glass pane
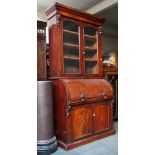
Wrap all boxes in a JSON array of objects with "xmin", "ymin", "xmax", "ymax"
[
  {"xmin": 63, "ymin": 21, "xmax": 78, "ymax": 32},
  {"xmin": 64, "ymin": 60, "xmax": 80, "ymax": 73},
  {"xmin": 63, "ymin": 31, "xmax": 79, "ymax": 45},
  {"xmin": 84, "ymin": 27, "xmax": 96, "ymax": 36},
  {"xmin": 63, "ymin": 20, "xmax": 80, "ymax": 74},
  {"xmin": 84, "ymin": 27, "xmax": 98, "ymax": 74},
  {"xmin": 85, "ymin": 61, "xmax": 98, "ymax": 74},
  {"xmin": 85, "ymin": 49, "xmax": 97, "ymax": 59}
]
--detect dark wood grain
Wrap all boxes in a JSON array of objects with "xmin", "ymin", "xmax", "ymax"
[
  {"xmin": 71, "ymin": 104, "xmax": 92, "ymax": 141},
  {"xmin": 37, "ymin": 21, "xmax": 47, "ymax": 80},
  {"xmin": 93, "ymin": 103, "xmax": 110, "ymax": 134}
]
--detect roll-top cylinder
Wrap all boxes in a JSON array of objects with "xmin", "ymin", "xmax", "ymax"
[{"xmin": 60, "ymin": 79, "xmax": 114, "ymax": 104}]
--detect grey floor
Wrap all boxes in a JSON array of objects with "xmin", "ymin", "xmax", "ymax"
[{"xmin": 51, "ymin": 121, "xmax": 118, "ymax": 155}]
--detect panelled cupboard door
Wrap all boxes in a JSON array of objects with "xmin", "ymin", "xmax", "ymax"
[
  {"xmin": 93, "ymin": 103, "xmax": 112, "ymax": 134},
  {"xmin": 70, "ymin": 104, "xmax": 92, "ymax": 142},
  {"xmin": 60, "ymin": 17, "xmax": 103, "ymax": 77},
  {"xmin": 69, "ymin": 103, "xmax": 112, "ymax": 142}
]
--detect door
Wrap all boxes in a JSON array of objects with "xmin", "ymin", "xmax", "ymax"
[
  {"xmin": 70, "ymin": 104, "xmax": 92, "ymax": 142},
  {"xmin": 82, "ymin": 24, "xmax": 103, "ymax": 77},
  {"xmin": 61, "ymin": 17, "xmax": 102, "ymax": 77},
  {"xmin": 93, "ymin": 103, "xmax": 112, "ymax": 134},
  {"xmin": 62, "ymin": 18, "xmax": 81, "ymax": 75}
]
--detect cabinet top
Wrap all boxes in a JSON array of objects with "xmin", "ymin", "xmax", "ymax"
[{"xmin": 45, "ymin": 2, "xmax": 105, "ymax": 26}]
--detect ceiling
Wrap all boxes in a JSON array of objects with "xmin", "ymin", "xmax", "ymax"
[
  {"xmin": 37, "ymin": 0, "xmax": 104, "ymax": 11},
  {"xmin": 37, "ymin": 0, "xmax": 118, "ymax": 27},
  {"xmin": 96, "ymin": 4, "xmax": 118, "ymax": 27}
]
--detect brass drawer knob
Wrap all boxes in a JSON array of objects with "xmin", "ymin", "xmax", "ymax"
[
  {"xmin": 80, "ymin": 93, "xmax": 85, "ymax": 102},
  {"xmin": 104, "ymin": 96, "xmax": 107, "ymax": 99},
  {"xmin": 81, "ymin": 98, "xmax": 85, "ymax": 102},
  {"xmin": 80, "ymin": 93, "xmax": 85, "ymax": 98},
  {"xmin": 102, "ymin": 92, "xmax": 107, "ymax": 99},
  {"xmin": 102, "ymin": 92, "xmax": 106, "ymax": 96}
]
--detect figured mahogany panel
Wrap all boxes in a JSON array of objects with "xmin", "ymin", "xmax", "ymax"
[
  {"xmin": 71, "ymin": 105, "xmax": 92, "ymax": 141},
  {"xmin": 93, "ymin": 103, "xmax": 110, "ymax": 134}
]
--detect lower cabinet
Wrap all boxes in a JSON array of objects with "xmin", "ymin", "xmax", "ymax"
[
  {"xmin": 69, "ymin": 102, "xmax": 113, "ymax": 143},
  {"xmin": 52, "ymin": 79, "xmax": 115, "ymax": 150}
]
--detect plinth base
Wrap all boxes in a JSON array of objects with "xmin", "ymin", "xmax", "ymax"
[{"xmin": 37, "ymin": 136, "xmax": 58, "ymax": 155}]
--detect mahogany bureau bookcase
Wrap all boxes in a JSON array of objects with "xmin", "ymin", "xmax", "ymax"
[{"xmin": 45, "ymin": 2, "xmax": 115, "ymax": 150}]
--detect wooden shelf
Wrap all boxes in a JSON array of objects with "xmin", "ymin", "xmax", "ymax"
[
  {"xmin": 85, "ymin": 58, "xmax": 97, "ymax": 62},
  {"xmin": 85, "ymin": 47, "xmax": 97, "ymax": 51},
  {"xmin": 63, "ymin": 43, "xmax": 79, "ymax": 49},
  {"xmin": 64, "ymin": 56, "xmax": 80, "ymax": 61},
  {"xmin": 63, "ymin": 29, "xmax": 78, "ymax": 35},
  {"xmin": 84, "ymin": 34, "xmax": 96, "ymax": 39}
]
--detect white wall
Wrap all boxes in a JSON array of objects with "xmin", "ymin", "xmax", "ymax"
[{"xmin": 37, "ymin": 10, "xmax": 47, "ymax": 22}]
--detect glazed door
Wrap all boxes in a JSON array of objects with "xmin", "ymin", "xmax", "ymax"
[
  {"xmin": 93, "ymin": 103, "xmax": 113, "ymax": 134},
  {"xmin": 82, "ymin": 24, "xmax": 103, "ymax": 77},
  {"xmin": 62, "ymin": 18, "xmax": 81, "ymax": 75},
  {"xmin": 61, "ymin": 17, "xmax": 103, "ymax": 77},
  {"xmin": 70, "ymin": 104, "xmax": 92, "ymax": 142}
]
